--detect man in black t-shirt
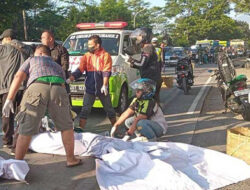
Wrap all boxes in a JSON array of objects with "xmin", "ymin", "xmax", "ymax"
[{"xmin": 41, "ymin": 30, "xmax": 71, "ymax": 105}]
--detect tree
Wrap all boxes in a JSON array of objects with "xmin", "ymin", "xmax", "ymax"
[
  {"xmin": 99, "ymin": 0, "xmax": 131, "ymax": 24},
  {"xmin": 56, "ymin": 0, "xmax": 132, "ymax": 40},
  {"xmin": 0, "ymin": 0, "xmax": 50, "ymax": 39},
  {"xmin": 53, "ymin": 0, "xmax": 101, "ymax": 40},
  {"xmin": 234, "ymin": 21, "xmax": 250, "ymax": 41},
  {"xmin": 127, "ymin": 0, "xmax": 151, "ymax": 28},
  {"xmin": 162, "ymin": 0, "xmax": 246, "ymax": 46},
  {"xmin": 230, "ymin": 0, "xmax": 250, "ymax": 14},
  {"xmin": 148, "ymin": 6, "xmax": 170, "ymax": 43},
  {"xmin": 27, "ymin": 9, "xmax": 65, "ymax": 40}
]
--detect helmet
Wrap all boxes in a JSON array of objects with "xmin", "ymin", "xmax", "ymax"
[
  {"xmin": 130, "ymin": 28, "xmax": 153, "ymax": 45},
  {"xmin": 151, "ymin": 37, "xmax": 158, "ymax": 43},
  {"xmin": 130, "ymin": 78, "xmax": 156, "ymax": 100}
]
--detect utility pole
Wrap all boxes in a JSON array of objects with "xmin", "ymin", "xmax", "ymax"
[
  {"xmin": 133, "ymin": 8, "xmax": 146, "ymax": 29},
  {"xmin": 22, "ymin": 10, "xmax": 28, "ymax": 41}
]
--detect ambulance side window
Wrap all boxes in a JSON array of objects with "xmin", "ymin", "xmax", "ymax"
[{"xmin": 122, "ymin": 35, "xmax": 130, "ymax": 54}]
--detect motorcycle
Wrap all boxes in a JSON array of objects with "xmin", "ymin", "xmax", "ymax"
[
  {"xmin": 176, "ymin": 58, "xmax": 194, "ymax": 95},
  {"xmin": 214, "ymin": 52, "xmax": 250, "ymax": 121}
]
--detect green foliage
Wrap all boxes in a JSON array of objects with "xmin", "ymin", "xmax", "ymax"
[
  {"xmin": 99, "ymin": 0, "xmax": 131, "ymax": 22},
  {"xmin": 0, "ymin": 0, "xmax": 50, "ymax": 40},
  {"xmin": 56, "ymin": 0, "xmax": 132, "ymax": 40},
  {"xmin": 126, "ymin": 0, "xmax": 151, "ymax": 28},
  {"xmin": 28, "ymin": 9, "xmax": 65, "ymax": 40},
  {"xmin": 0, "ymin": 0, "xmax": 249, "ymax": 45},
  {"xmin": 163, "ymin": 0, "xmax": 249, "ymax": 46},
  {"xmin": 57, "ymin": 5, "xmax": 101, "ymax": 40},
  {"xmin": 230, "ymin": 0, "xmax": 250, "ymax": 14}
]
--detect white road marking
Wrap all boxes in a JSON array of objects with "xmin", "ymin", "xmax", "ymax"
[{"xmin": 187, "ymin": 76, "xmax": 213, "ymax": 114}]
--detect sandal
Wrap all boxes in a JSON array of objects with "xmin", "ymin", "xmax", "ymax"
[{"xmin": 66, "ymin": 159, "xmax": 82, "ymax": 168}]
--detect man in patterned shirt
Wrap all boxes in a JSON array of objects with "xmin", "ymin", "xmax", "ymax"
[{"xmin": 2, "ymin": 45, "xmax": 81, "ymax": 167}]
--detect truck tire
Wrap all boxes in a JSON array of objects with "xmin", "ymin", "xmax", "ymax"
[{"xmin": 116, "ymin": 85, "xmax": 128, "ymax": 115}]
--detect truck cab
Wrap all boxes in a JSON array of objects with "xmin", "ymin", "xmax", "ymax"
[{"xmin": 63, "ymin": 21, "xmax": 140, "ymax": 113}]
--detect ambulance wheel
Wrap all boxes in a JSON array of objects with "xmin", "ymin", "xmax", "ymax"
[{"xmin": 117, "ymin": 85, "xmax": 128, "ymax": 115}]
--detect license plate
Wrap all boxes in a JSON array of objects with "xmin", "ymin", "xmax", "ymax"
[
  {"xmin": 234, "ymin": 89, "xmax": 250, "ymax": 97},
  {"xmin": 70, "ymin": 84, "xmax": 85, "ymax": 93}
]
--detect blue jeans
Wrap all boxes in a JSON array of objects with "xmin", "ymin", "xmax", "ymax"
[{"xmin": 125, "ymin": 117, "xmax": 163, "ymax": 139}]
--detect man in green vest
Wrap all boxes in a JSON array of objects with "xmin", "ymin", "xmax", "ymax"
[{"xmin": 151, "ymin": 37, "xmax": 162, "ymax": 64}]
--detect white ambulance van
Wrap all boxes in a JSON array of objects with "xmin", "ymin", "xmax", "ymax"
[{"xmin": 63, "ymin": 21, "xmax": 140, "ymax": 113}]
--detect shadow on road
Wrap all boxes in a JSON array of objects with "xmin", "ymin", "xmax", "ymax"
[{"xmin": 163, "ymin": 86, "xmax": 250, "ymax": 153}]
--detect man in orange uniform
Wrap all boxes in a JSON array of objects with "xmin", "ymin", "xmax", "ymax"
[{"xmin": 67, "ymin": 35, "xmax": 116, "ymax": 130}]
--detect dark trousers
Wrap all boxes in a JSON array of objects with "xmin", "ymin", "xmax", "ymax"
[
  {"xmin": 154, "ymin": 79, "xmax": 163, "ymax": 103},
  {"xmin": 1, "ymin": 93, "xmax": 15, "ymax": 145},
  {"xmin": 1, "ymin": 91, "xmax": 23, "ymax": 146},
  {"xmin": 65, "ymin": 83, "xmax": 72, "ymax": 106},
  {"xmin": 79, "ymin": 92, "xmax": 116, "ymax": 120}
]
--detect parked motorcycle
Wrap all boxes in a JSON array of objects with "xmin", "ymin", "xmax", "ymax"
[
  {"xmin": 214, "ymin": 52, "xmax": 250, "ymax": 121},
  {"xmin": 176, "ymin": 58, "xmax": 194, "ymax": 95}
]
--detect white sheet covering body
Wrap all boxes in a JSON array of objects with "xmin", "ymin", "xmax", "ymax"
[
  {"xmin": 0, "ymin": 156, "xmax": 29, "ymax": 181},
  {"xmin": 30, "ymin": 132, "xmax": 250, "ymax": 190},
  {"xmin": 29, "ymin": 131, "xmax": 86, "ymax": 155}
]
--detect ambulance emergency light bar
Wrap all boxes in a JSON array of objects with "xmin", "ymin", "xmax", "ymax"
[{"xmin": 76, "ymin": 21, "xmax": 128, "ymax": 30}]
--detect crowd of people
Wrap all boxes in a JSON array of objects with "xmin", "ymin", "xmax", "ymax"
[{"xmin": 0, "ymin": 27, "xmax": 168, "ymax": 168}]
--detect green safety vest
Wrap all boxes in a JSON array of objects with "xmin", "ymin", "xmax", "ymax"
[{"xmin": 155, "ymin": 47, "xmax": 162, "ymax": 62}]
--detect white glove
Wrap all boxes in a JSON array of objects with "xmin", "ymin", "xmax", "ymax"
[
  {"xmin": 101, "ymin": 85, "xmax": 108, "ymax": 96},
  {"xmin": 121, "ymin": 54, "xmax": 131, "ymax": 65},
  {"xmin": 122, "ymin": 135, "xmax": 130, "ymax": 141},
  {"xmin": 2, "ymin": 99, "xmax": 14, "ymax": 118},
  {"xmin": 66, "ymin": 78, "xmax": 72, "ymax": 84},
  {"xmin": 110, "ymin": 126, "xmax": 117, "ymax": 137}
]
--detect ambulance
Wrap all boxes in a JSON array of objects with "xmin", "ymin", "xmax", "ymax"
[{"xmin": 63, "ymin": 21, "xmax": 140, "ymax": 113}]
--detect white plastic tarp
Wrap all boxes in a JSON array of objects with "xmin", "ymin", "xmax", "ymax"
[
  {"xmin": 30, "ymin": 132, "xmax": 250, "ymax": 190},
  {"xmin": 0, "ymin": 156, "xmax": 29, "ymax": 181}
]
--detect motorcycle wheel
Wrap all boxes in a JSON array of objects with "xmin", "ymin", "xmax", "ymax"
[
  {"xmin": 241, "ymin": 104, "xmax": 250, "ymax": 121},
  {"xmin": 182, "ymin": 77, "xmax": 189, "ymax": 95}
]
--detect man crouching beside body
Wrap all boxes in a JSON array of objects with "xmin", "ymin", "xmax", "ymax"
[{"xmin": 2, "ymin": 45, "xmax": 81, "ymax": 167}]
